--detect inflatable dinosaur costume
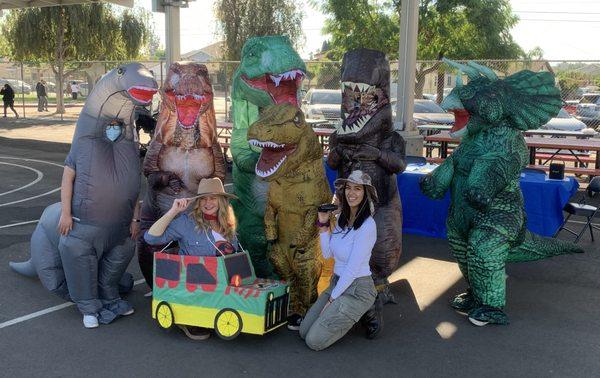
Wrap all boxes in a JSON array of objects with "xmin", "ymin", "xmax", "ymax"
[
  {"xmin": 231, "ymin": 36, "xmax": 306, "ymax": 278},
  {"xmin": 420, "ymin": 60, "xmax": 584, "ymax": 326},
  {"xmin": 327, "ymin": 49, "xmax": 406, "ymax": 338},
  {"xmin": 247, "ymin": 104, "xmax": 331, "ymax": 318},
  {"xmin": 138, "ymin": 62, "xmax": 226, "ymax": 287},
  {"xmin": 10, "ymin": 63, "xmax": 158, "ymax": 322}
]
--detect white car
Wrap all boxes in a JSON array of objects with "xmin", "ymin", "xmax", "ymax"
[
  {"xmin": 391, "ymin": 99, "xmax": 454, "ymax": 125},
  {"xmin": 301, "ymin": 89, "xmax": 342, "ymax": 126},
  {"xmin": 542, "ymin": 108, "xmax": 587, "ymax": 131},
  {"xmin": 576, "ymin": 93, "xmax": 600, "ymax": 128}
]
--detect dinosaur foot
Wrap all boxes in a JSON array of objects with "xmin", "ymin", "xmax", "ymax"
[
  {"xmin": 450, "ymin": 289, "xmax": 479, "ymax": 315},
  {"xmin": 468, "ymin": 306, "xmax": 509, "ymax": 326}
]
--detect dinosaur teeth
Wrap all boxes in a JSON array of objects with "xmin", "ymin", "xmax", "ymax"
[
  {"xmin": 248, "ymin": 139, "xmax": 286, "ymax": 149},
  {"xmin": 256, "ymin": 155, "xmax": 287, "ymax": 178}
]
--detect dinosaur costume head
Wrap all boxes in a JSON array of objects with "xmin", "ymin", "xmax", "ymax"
[
  {"xmin": 77, "ymin": 62, "xmax": 158, "ymax": 141},
  {"xmin": 233, "ymin": 36, "xmax": 306, "ymax": 108},
  {"xmin": 442, "ymin": 59, "xmax": 562, "ymax": 139},
  {"xmin": 155, "ymin": 61, "xmax": 216, "ymax": 148},
  {"xmin": 247, "ymin": 103, "xmax": 322, "ymax": 181},
  {"xmin": 337, "ymin": 48, "xmax": 392, "ymax": 141}
]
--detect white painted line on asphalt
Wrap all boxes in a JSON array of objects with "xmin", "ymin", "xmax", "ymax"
[
  {"xmin": 0, "ymin": 156, "xmax": 62, "ymax": 207},
  {"xmin": 0, "ymin": 162, "xmax": 43, "ymax": 197},
  {"xmin": 0, "ymin": 156, "xmax": 64, "ymax": 168},
  {"xmin": 0, "ymin": 278, "xmax": 147, "ymax": 330},
  {"xmin": 0, "ymin": 219, "xmax": 39, "ymax": 229}
]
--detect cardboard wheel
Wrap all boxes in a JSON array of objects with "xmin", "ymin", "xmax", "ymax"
[
  {"xmin": 214, "ymin": 308, "xmax": 242, "ymax": 340},
  {"xmin": 156, "ymin": 302, "xmax": 174, "ymax": 329}
]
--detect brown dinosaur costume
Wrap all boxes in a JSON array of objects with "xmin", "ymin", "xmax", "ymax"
[
  {"xmin": 247, "ymin": 104, "xmax": 331, "ymax": 318},
  {"xmin": 138, "ymin": 62, "xmax": 226, "ymax": 288}
]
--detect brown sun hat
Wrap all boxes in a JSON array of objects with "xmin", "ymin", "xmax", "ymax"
[
  {"xmin": 192, "ymin": 177, "xmax": 238, "ymax": 200},
  {"xmin": 333, "ymin": 170, "xmax": 378, "ymax": 213}
]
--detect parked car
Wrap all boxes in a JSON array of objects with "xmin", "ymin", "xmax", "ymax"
[
  {"xmin": 391, "ymin": 98, "xmax": 454, "ymax": 126},
  {"xmin": 542, "ymin": 108, "xmax": 587, "ymax": 131},
  {"xmin": 0, "ymin": 79, "xmax": 31, "ymax": 94},
  {"xmin": 301, "ymin": 89, "xmax": 342, "ymax": 126},
  {"xmin": 563, "ymin": 100, "xmax": 579, "ymax": 115},
  {"xmin": 575, "ymin": 93, "xmax": 600, "ymax": 128}
]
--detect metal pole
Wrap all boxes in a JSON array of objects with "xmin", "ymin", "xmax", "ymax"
[
  {"xmin": 160, "ymin": 61, "xmax": 163, "ymax": 87},
  {"xmin": 20, "ymin": 62, "xmax": 25, "ymax": 119},
  {"xmin": 396, "ymin": 0, "xmax": 423, "ymax": 155},
  {"xmin": 165, "ymin": 4, "xmax": 181, "ymax": 68},
  {"xmin": 224, "ymin": 62, "xmax": 229, "ymax": 121}
]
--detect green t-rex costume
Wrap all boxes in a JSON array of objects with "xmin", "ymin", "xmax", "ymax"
[
  {"xmin": 231, "ymin": 36, "xmax": 306, "ymax": 278},
  {"xmin": 420, "ymin": 60, "xmax": 584, "ymax": 326},
  {"xmin": 247, "ymin": 103, "xmax": 331, "ymax": 316}
]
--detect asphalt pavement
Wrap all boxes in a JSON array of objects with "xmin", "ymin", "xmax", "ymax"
[{"xmin": 0, "ymin": 136, "xmax": 599, "ymax": 378}]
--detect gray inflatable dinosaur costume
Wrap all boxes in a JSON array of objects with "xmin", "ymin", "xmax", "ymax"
[{"xmin": 9, "ymin": 63, "xmax": 158, "ymax": 323}]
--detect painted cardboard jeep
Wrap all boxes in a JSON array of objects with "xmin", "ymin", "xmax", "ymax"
[{"xmin": 152, "ymin": 251, "xmax": 289, "ymax": 340}]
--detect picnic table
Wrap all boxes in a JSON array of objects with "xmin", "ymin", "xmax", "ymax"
[
  {"xmin": 424, "ymin": 131, "xmax": 600, "ymax": 176},
  {"xmin": 523, "ymin": 129, "xmax": 598, "ymax": 139}
]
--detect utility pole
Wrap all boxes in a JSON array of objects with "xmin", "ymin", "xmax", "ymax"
[{"xmin": 152, "ymin": 0, "xmax": 195, "ymax": 67}]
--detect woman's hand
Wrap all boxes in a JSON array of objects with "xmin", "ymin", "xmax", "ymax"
[
  {"xmin": 58, "ymin": 212, "xmax": 73, "ymax": 236},
  {"xmin": 317, "ymin": 209, "xmax": 331, "ymax": 224},
  {"xmin": 168, "ymin": 198, "xmax": 190, "ymax": 216}
]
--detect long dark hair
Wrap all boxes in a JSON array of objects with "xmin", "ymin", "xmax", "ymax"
[{"xmin": 337, "ymin": 184, "xmax": 371, "ymax": 231}]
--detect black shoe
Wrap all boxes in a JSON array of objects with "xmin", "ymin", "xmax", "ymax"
[
  {"xmin": 468, "ymin": 305, "xmax": 509, "ymax": 326},
  {"xmin": 450, "ymin": 289, "xmax": 480, "ymax": 315},
  {"xmin": 287, "ymin": 314, "xmax": 303, "ymax": 331},
  {"xmin": 361, "ymin": 294, "xmax": 384, "ymax": 339}
]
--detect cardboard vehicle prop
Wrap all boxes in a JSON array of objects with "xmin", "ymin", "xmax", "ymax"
[{"xmin": 152, "ymin": 251, "xmax": 289, "ymax": 340}]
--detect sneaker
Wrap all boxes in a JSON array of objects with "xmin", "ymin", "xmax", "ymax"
[
  {"xmin": 144, "ymin": 290, "xmax": 153, "ymax": 298},
  {"xmin": 122, "ymin": 308, "xmax": 135, "ymax": 316},
  {"xmin": 450, "ymin": 289, "xmax": 479, "ymax": 315},
  {"xmin": 179, "ymin": 325, "xmax": 211, "ymax": 340},
  {"xmin": 468, "ymin": 306, "xmax": 509, "ymax": 327},
  {"xmin": 287, "ymin": 314, "xmax": 303, "ymax": 331},
  {"xmin": 83, "ymin": 314, "xmax": 99, "ymax": 329}
]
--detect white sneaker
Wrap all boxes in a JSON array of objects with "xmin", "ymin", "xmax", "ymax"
[
  {"xmin": 144, "ymin": 290, "xmax": 153, "ymax": 297},
  {"xmin": 83, "ymin": 314, "xmax": 99, "ymax": 329},
  {"xmin": 122, "ymin": 308, "xmax": 135, "ymax": 316}
]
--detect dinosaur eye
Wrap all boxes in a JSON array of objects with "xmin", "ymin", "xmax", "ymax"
[
  {"xmin": 293, "ymin": 112, "xmax": 302, "ymax": 127},
  {"xmin": 117, "ymin": 67, "xmax": 125, "ymax": 76}
]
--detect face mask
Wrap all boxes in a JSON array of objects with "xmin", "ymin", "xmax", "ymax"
[{"xmin": 106, "ymin": 125, "xmax": 122, "ymax": 141}]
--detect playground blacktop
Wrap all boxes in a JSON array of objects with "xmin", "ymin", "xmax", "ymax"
[{"xmin": 0, "ymin": 116, "xmax": 599, "ymax": 377}]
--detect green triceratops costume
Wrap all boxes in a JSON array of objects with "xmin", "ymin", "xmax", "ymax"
[
  {"xmin": 231, "ymin": 36, "xmax": 307, "ymax": 278},
  {"xmin": 248, "ymin": 104, "xmax": 331, "ymax": 316},
  {"xmin": 420, "ymin": 60, "xmax": 584, "ymax": 326}
]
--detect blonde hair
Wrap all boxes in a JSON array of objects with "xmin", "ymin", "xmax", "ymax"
[{"xmin": 192, "ymin": 195, "xmax": 237, "ymax": 241}]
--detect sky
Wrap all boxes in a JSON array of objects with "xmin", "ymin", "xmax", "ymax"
[{"xmin": 138, "ymin": 0, "xmax": 600, "ymax": 61}]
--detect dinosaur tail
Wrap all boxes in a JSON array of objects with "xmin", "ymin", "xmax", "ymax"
[
  {"xmin": 507, "ymin": 231, "xmax": 584, "ymax": 263},
  {"xmin": 9, "ymin": 259, "xmax": 37, "ymax": 277}
]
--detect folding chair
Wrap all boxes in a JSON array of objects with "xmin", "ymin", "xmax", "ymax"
[{"xmin": 554, "ymin": 176, "xmax": 600, "ymax": 243}]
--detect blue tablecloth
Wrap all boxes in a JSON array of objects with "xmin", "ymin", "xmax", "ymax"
[{"xmin": 324, "ymin": 162, "xmax": 579, "ymax": 238}]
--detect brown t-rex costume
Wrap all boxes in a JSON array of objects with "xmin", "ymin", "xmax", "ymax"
[
  {"xmin": 247, "ymin": 104, "xmax": 331, "ymax": 318},
  {"xmin": 138, "ymin": 62, "xmax": 226, "ymax": 288}
]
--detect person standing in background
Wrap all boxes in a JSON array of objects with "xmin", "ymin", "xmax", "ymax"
[
  {"xmin": 71, "ymin": 81, "xmax": 80, "ymax": 100},
  {"xmin": 1, "ymin": 83, "xmax": 19, "ymax": 118},
  {"xmin": 36, "ymin": 80, "xmax": 49, "ymax": 112}
]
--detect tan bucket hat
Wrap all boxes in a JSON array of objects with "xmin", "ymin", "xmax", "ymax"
[
  {"xmin": 192, "ymin": 177, "xmax": 238, "ymax": 200},
  {"xmin": 333, "ymin": 170, "xmax": 378, "ymax": 214}
]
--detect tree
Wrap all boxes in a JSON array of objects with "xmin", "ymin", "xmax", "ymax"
[
  {"xmin": 1, "ymin": 4, "xmax": 152, "ymax": 113},
  {"xmin": 312, "ymin": 0, "xmax": 523, "ymax": 99},
  {"xmin": 214, "ymin": 0, "xmax": 303, "ymax": 61}
]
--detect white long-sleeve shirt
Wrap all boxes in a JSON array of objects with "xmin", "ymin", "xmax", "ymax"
[{"xmin": 319, "ymin": 216, "xmax": 376, "ymax": 299}]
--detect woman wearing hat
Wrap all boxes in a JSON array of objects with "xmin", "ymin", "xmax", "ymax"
[
  {"xmin": 144, "ymin": 177, "xmax": 238, "ymax": 340},
  {"xmin": 144, "ymin": 177, "xmax": 239, "ymax": 258},
  {"xmin": 299, "ymin": 170, "xmax": 378, "ymax": 351}
]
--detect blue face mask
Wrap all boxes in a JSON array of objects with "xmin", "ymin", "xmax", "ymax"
[{"xmin": 106, "ymin": 125, "xmax": 122, "ymax": 141}]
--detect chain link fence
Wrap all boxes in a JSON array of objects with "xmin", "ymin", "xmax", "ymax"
[{"xmin": 1, "ymin": 59, "xmax": 599, "ymax": 128}]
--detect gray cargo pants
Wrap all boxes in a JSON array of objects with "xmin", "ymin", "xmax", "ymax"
[{"xmin": 299, "ymin": 275, "xmax": 376, "ymax": 351}]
